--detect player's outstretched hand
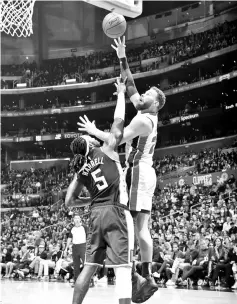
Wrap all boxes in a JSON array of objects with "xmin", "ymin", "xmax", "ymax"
[
  {"xmin": 77, "ymin": 115, "xmax": 96, "ymax": 136},
  {"xmin": 111, "ymin": 36, "xmax": 126, "ymax": 59},
  {"xmin": 113, "ymin": 76, "xmax": 127, "ymax": 95}
]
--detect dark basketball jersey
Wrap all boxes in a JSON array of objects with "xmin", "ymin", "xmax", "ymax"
[{"xmin": 78, "ymin": 147, "xmax": 128, "ymax": 207}]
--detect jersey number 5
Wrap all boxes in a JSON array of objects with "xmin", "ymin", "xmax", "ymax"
[{"xmin": 91, "ymin": 168, "xmax": 108, "ymax": 191}]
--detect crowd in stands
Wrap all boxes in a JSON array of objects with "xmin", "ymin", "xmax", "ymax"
[
  {"xmin": 2, "ymin": 118, "xmax": 112, "ymax": 138},
  {"xmin": 1, "ymin": 152, "xmax": 237, "ymax": 287},
  {"xmin": 154, "ymin": 141, "xmax": 237, "ymax": 177},
  {"xmin": 1, "ymin": 143, "xmax": 237, "ymax": 210},
  {"xmin": 0, "ymin": 205, "xmax": 90, "ymax": 282},
  {"xmin": 146, "ymin": 163, "xmax": 237, "ymax": 288},
  {"xmin": 0, "ymin": 167, "xmax": 72, "ymax": 209},
  {"xmin": 2, "ymin": 60, "xmax": 236, "ymax": 114},
  {"xmin": 1, "ymin": 94, "xmax": 93, "ymax": 113},
  {"xmin": 1, "ymin": 20, "xmax": 236, "ymax": 89},
  {"xmin": 1, "ymin": 140, "xmax": 237, "ymax": 288}
]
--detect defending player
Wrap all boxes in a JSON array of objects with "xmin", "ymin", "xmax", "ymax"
[
  {"xmin": 77, "ymin": 36, "xmax": 166, "ymax": 301},
  {"xmin": 65, "ymin": 78, "xmax": 144, "ymax": 304}
]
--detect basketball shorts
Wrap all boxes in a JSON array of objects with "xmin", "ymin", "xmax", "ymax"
[
  {"xmin": 85, "ymin": 205, "xmax": 134, "ymax": 268},
  {"xmin": 125, "ymin": 163, "xmax": 156, "ymax": 212}
]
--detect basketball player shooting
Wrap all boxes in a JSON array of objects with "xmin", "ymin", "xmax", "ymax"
[
  {"xmin": 65, "ymin": 78, "xmax": 146, "ymax": 304},
  {"xmin": 77, "ymin": 36, "xmax": 166, "ymax": 302}
]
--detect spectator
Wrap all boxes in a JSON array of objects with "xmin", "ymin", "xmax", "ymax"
[
  {"xmin": 28, "ymin": 243, "xmax": 46, "ymax": 278},
  {"xmin": 38, "ymin": 243, "xmax": 55, "ymax": 281},
  {"xmin": 223, "ymin": 217, "xmax": 232, "ymax": 233},
  {"xmin": 179, "ymin": 239, "xmax": 210, "ymax": 285},
  {"xmin": 230, "ymin": 243, "xmax": 237, "ymax": 289},
  {"xmin": 5, "ymin": 247, "xmax": 20, "ymax": 278}
]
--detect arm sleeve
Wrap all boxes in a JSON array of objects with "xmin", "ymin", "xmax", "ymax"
[
  {"xmin": 119, "ymin": 57, "xmax": 142, "ymax": 111},
  {"xmin": 119, "ymin": 57, "xmax": 139, "ymax": 98}
]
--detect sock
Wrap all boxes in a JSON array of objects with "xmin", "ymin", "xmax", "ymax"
[
  {"xmin": 141, "ymin": 262, "xmax": 152, "ymax": 278},
  {"xmin": 119, "ymin": 298, "xmax": 131, "ymax": 304}
]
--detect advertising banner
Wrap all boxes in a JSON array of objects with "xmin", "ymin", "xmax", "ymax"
[
  {"xmin": 1, "ymin": 102, "xmax": 118, "ymax": 117},
  {"xmin": 15, "ymin": 136, "xmax": 33, "ymax": 142},
  {"xmin": 35, "ymin": 132, "xmax": 82, "ymax": 142},
  {"xmin": 225, "ymin": 103, "xmax": 237, "ymax": 110},
  {"xmin": 1, "ymin": 137, "xmax": 15, "ymax": 142},
  {"xmin": 221, "ymin": 147, "xmax": 237, "ymax": 154},
  {"xmin": 158, "ymin": 170, "xmax": 237, "ymax": 189},
  {"xmin": 10, "ymin": 158, "xmax": 70, "ymax": 171}
]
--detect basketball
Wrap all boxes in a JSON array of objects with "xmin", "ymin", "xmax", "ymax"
[{"xmin": 102, "ymin": 13, "xmax": 126, "ymax": 39}]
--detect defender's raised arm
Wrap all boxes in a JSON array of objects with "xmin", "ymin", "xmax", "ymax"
[{"xmin": 77, "ymin": 77, "xmax": 127, "ymax": 151}]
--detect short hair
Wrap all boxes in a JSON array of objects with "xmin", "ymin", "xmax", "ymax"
[
  {"xmin": 34, "ymin": 230, "xmax": 41, "ymax": 237},
  {"xmin": 151, "ymin": 86, "xmax": 166, "ymax": 111}
]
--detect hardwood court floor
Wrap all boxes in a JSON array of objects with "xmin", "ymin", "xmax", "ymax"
[{"xmin": 1, "ymin": 279, "xmax": 237, "ymax": 304}]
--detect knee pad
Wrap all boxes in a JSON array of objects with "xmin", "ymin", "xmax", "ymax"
[{"xmin": 114, "ymin": 267, "xmax": 132, "ymax": 299}]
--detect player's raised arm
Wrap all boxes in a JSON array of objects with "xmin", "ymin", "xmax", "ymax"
[
  {"xmin": 104, "ymin": 77, "xmax": 127, "ymax": 150},
  {"xmin": 111, "ymin": 36, "xmax": 141, "ymax": 110},
  {"xmin": 77, "ymin": 77, "xmax": 127, "ymax": 150}
]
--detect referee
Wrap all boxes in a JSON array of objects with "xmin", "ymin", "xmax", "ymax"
[{"xmin": 65, "ymin": 214, "xmax": 87, "ymax": 287}]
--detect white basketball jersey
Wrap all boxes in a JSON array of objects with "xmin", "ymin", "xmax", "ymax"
[{"xmin": 126, "ymin": 113, "xmax": 158, "ymax": 167}]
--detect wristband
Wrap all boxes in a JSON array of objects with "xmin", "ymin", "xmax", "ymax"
[{"xmin": 120, "ymin": 57, "xmax": 129, "ymax": 70}]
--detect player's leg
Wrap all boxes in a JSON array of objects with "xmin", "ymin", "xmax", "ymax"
[
  {"xmin": 78, "ymin": 244, "xmax": 86, "ymax": 266},
  {"xmin": 114, "ymin": 267, "xmax": 132, "ymax": 304},
  {"xmin": 72, "ymin": 264, "xmax": 98, "ymax": 304},
  {"xmin": 128, "ymin": 165, "xmax": 158, "ymax": 302},
  {"xmin": 72, "ymin": 244, "xmax": 82, "ymax": 283},
  {"xmin": 135, "ymin": 211, "xmax": 153, "ymax": 278},
  {"xmin": 128, "ymin": 164, "xmax": 155, "ymax": 278},
  {"xmin": 72, "ymin": 207, "xmax": 106, "ymax": 303},
  {"xmin": 102, "ymin": 205, "xmax": 136, "ymax": 303}
]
